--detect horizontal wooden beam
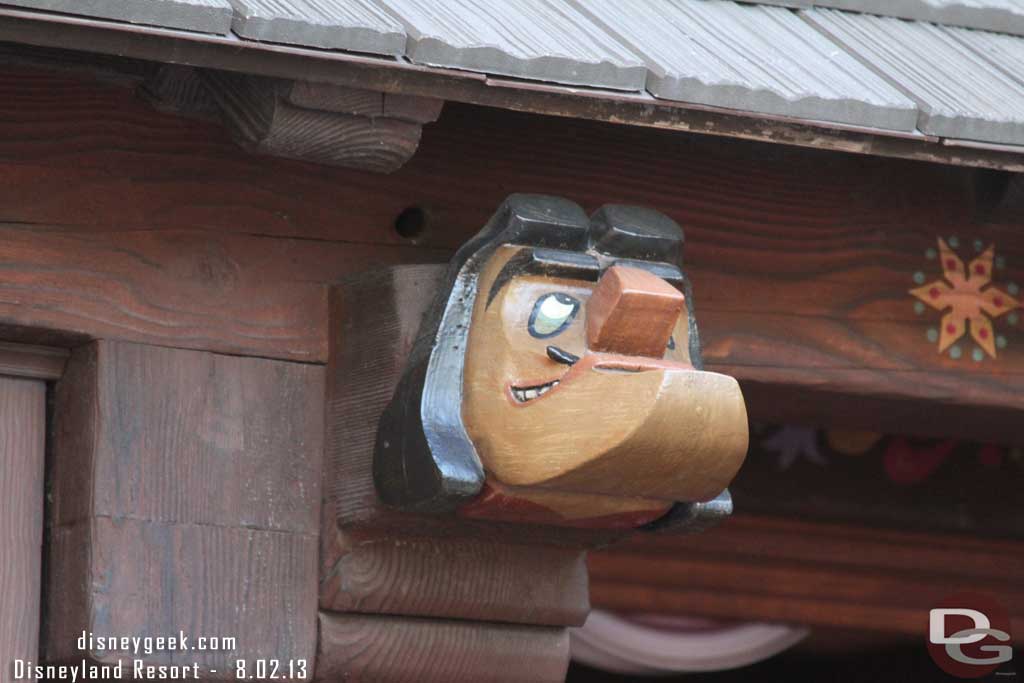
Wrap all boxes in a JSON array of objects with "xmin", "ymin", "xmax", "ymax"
[
  {"xmin": 0, "ymin": 222, "xmax": 443, "ymax": 362},
  {"xmin": 320, "ymin": 530, "xmax": 590, "ymax": 625},
  {"xmin": 1, "ymin": 9, "xmax": 1024, "ymax": 172},
  {"xmin": 0, "ymin": 342, "xmax": 67, "ymax": 380},
  {"xmin": 0, "ymin": 62, "xmax": 1021, "ymax": 442},
  {"xmin": 320, "ymin": 487, "xmax": 591, "ymax": 625},
  {"xmin": 316, "ymin": 612, "xmax": 569, "ymax": 682},
  {"xmin": 589, "ymin": 514, "xmax": 1024, "ymax": 636}
]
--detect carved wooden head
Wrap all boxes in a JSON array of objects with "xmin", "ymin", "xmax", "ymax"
[{"xmin": 375, "ymin": 195, "xmax": 748, "ymax": 529}]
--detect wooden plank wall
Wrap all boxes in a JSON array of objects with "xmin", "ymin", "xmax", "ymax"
[
  {"xmin": 0, "ymin": 62, "xmax": 1021, "ymax": 443},
  {"xmin": 45, "ymin": 341, "xmax": 324, "ymax": 677},
  {"xmin": 0, "ymin": 376, "xmax": 46, "ymax": 683}
]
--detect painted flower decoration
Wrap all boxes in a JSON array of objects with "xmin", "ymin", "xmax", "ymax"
[{"xmin": 910, "ymin": 238, "xmax": 1021, "ymax": 358}]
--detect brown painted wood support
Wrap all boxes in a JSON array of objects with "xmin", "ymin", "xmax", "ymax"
[
  {"xmin": 320, "ymin": 507, "xmax": 591, "ymax": 626},
  {"xmin": 317, "ymin": 613, "xmax": 570, "ymax": 683},
  {"xmin": 138, "ymin": 64, "xmax": 222, "ymax": 123},
  {"xmin": 0, "ymin": 343, "xmax": 67, "ymax": 381},
  {"xmin": 590, "ymin": 515, "xmax": 1024, "ymax": 637},
  {"xmin": 0, "ymin": 63, "xmax": 1021, "ymax": 443},
  {"xmin": 199, "ymin": 70, "xmax": 443, "ymax": 172},
  {"xmin": 0, "ymin": 220, "xmax": 435, "ymax": 362},
  {"xmin": 139, "ymin": 62, "xmax": 445, "ymax": 172},
  {"xmin": 45, "ymin": 341, "xmax": 323, "ymax": 677},
  {"xmin": 318, "ymin": 267, "xmax": 595, "ymax": 680},
  {"xmin": 0, "ymin": 376, "xmax": 46, "ymax": 683}
]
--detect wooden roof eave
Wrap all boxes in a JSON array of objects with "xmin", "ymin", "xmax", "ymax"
[{"xmin": 3, "ymin": 6, "xmax": 1024, "ymax": 173}]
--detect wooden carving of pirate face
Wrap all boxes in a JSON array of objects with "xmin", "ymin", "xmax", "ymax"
[{"xmin": 375, "ymin": 195, "xmax": 748, "ymax": 529}]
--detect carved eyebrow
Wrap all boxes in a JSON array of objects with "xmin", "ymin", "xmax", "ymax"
[{"xmin": 485, "ymin": 248, "xmax": 600, "ymax": 309}]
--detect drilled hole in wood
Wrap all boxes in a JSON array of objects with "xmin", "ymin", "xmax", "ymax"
[{"xmin": 394, "ymin": 207, "xmax": 427, "ymax": 241}]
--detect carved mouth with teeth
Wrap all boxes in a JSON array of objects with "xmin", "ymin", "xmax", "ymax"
[{"xmin": 511, "ymin": 379, "xmax": 560, "ymax": 403}]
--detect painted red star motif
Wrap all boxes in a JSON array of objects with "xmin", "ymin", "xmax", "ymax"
[{"xmin": 910, "ymin": 238, "xmax": 1021, "ymax": 358}]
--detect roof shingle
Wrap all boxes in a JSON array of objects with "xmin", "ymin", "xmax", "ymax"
[
  {"xmin": 803, "ymin": 8, "xmax": 1024, "ymax": 144},
  {"xmin": 813, "ymin": 0, "xmax": 1024, "ymax": 37},
  {"xmin": 375, "ymin": 0, "xmax": 647, "ymax": 90},
  {"xmin": 4, "ymin": 0, "xmax": 233, "ymax": 33},
  {"xmin": 574, "ymin": 0, "xmax": 919, "ymax": 130},
  {"xmin": 227, "ymin": 0, "xmax": 407, "ymax": 54}
]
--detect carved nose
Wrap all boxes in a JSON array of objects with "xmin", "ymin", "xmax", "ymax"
[{"xmin": 586, "ymin": 265, "xmax": 685, "ymax": 358}]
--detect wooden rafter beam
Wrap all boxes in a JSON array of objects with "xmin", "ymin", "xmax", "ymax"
[
  {"xmin": 0, "ymin": 61, "xmax": 1021, "ymax": 444},
  {"xmin": 197, "ymin": 69, "xmax": 442, "ymax": 172},
  {"xmin": 589, "ymin": 514, "xmax": 1024, "ymax": 636}
]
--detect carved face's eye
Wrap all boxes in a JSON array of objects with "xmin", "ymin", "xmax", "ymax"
[
  {"xmin": 528, "ymin": 293, "xmax": 580, "ymax": 338},
  {"xmin": 667, "ymin": 335, "xmax": 676, "ymax": 350}
]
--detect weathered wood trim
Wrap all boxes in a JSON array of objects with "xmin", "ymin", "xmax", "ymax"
[
  {"xmin": 0, "ymin": 342, "xmax": 67, "ymax": 380},
  {"xmin": 0, "ymin": 376, "xmax": 46, "ymax": 683},
  {"xmin": 319, "ymin": 491, "xmax": 591, "ymax": 626},
  {"xmin": 0, "ymin": 223, "xmax": 439, "ymax": 362},
  {"xmin": 138, "ymin": 64, "xmax": 222, "ymax": 122},
  {"xmin": 199, "ymin": 70, "xmax": 441, "ymax": 172},
  {"xmin": 320, "ymin": 525, "xmax": 591, "ymax": 626},
  {"xmin": 316, "ymin": 611, "xmax": 570, "ymax": 683}
]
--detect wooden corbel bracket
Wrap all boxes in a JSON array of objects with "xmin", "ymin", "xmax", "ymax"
[
  {"xmin": 329, "ymin": 194, "xmax": 748, "ymax": 543},
  {"xmin": 318, "ymin": 195, "xmax": 749, "ymax": 680},
  {"xmin": 140, "ymin": 64, "xmax": 443, "ymax": 172}
]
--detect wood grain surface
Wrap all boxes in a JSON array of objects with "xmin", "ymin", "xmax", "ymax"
[
  {"xmin": 320, "ymin": 505, "xmax": 590, "ymax": 625},
  {"xmin": 45, "ymin": 341, "xmax": 323, "ymax": 677},
  {"xmin": 0, "ymin": 377, "xmax": 45, "ymax": 683},
  {"xmin": 201, "ymin": 70, "xmax": 425, "ymax": 172},
  {"xmin": 0, "ymin": 224, "xmax": 436, "ymax": 362},
  {"xmin": 48, "ymin": 518, "xmax": 318, "ymax": 671},
  {"xmin": 0, "ymin": 342, "xmax": 67, "ymax": 380},
  {"xmin": 316, "ymin": 611, "xmax": 570, "ymax": 683},
  {"xmin": 138, "ymin": 63, "xmax": 223, "ymax": 122},
  {"xmin": 590, "ymin": 514, "xmax": 1024, "ymax": 636},
  {"xmin": 285, "ymin": 82, "xmax": 443, "ymax": 124},
  {"xmin": 0, "ymin": 61, "xmax": 983, "ymax": 248},
  {"xmin": 0, "ymin": 62, "xmax": 1021, "ymax": 441}
]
